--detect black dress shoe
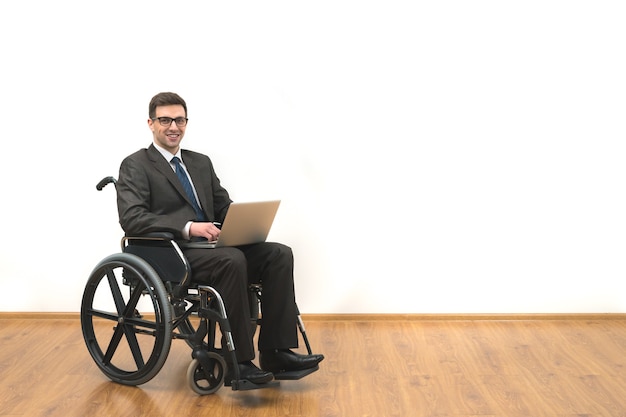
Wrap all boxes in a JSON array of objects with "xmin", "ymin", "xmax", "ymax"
[
  {"xmin": 259, "ymin": 349, "xmax": 325, "ymax": 373},
  {"xmin": 224, "ymin": 361, "xmax": 274, "ymax": 386}
]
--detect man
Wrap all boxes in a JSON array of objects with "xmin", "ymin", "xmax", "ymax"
[{"xmin": 116, "ymin": 92, "xmax": 323, "ymax": 385}]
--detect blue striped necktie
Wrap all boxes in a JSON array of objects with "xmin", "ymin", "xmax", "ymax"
[{"xmin": 171, "ymin": 157, "xmax": 206, "ymax": 221}]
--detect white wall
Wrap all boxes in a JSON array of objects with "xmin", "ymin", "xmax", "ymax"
[{"xmin": 1, "ymin": 1, "xmax": 625, "ymax": 314}]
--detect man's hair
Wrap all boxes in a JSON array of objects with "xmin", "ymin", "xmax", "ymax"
[{"xmin": 149, "ymin": 92, "xmax": 187, "ymax": 119}]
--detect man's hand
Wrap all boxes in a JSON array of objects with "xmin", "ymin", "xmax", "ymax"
[{"xmin": 189, "ymin": 222, "xmax": 221, "ymax": 241}]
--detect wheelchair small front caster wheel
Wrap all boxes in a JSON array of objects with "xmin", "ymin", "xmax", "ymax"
[{"xmin": 186, "ymin": 353, "xmax": 226, "ymax": 395}]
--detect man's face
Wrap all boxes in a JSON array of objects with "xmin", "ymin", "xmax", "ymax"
[{"xmin": 148, "ymin": 104, "xmax": 187, "ymax": 153}]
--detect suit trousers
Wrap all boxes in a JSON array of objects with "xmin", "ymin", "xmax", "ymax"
[{"xmin": 183, "ymin": 242, "xmax": 299, "ymax": 362}]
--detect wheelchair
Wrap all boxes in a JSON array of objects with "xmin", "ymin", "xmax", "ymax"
[{"xmin": 80, "ymin": 176, "xmax": 318, "ymax": 395}]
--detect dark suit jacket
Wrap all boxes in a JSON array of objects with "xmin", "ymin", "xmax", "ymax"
[{"xmin": 117, "ymin": 144, "xmax": 232, "ymax": 238}]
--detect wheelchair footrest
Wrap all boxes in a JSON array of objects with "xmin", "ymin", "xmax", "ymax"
[
  {"xmin": 273, "ymin": 365, "xmax": 320, "ymax": 380},
  {"xmin": 230, "ymin": 379, "xmax": 280, "ymax": 391}
]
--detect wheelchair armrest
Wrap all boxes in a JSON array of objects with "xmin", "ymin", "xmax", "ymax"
[
  {"xmin": 122, "ymin": 232, "xmax": 176, "ymax": 246},
  {"xmin": 139, "ymin": 232, "xmax": 176, "ymax": 240}
]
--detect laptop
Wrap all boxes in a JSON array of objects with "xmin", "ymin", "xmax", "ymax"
[{"xmin": 180, "ymin": 200, "xmax": 281, "ymax": 249}]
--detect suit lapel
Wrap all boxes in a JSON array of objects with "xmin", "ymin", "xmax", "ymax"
[{"xmin": 147, "ymin": 144, "xmax": 192, "ymax": 205}]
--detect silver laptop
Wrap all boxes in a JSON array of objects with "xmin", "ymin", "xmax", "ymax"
[{"xmin": 181, "ymin": 200, "xmax": 281, "ymax": 249}]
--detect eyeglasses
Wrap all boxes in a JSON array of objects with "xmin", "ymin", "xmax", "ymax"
[{"xmin": 152, "ymin": 117, "xmax": 188, "ymax": 127}]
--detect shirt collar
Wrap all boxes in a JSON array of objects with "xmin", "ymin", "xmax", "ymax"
[{"xmin": 153, "ymin": 142, "xmax": 182, "ymax": 164}]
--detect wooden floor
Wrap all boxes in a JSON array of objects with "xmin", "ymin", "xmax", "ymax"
[{"xmin": 1, "ymin": 315, "xmax": 626, "ymax": 417}]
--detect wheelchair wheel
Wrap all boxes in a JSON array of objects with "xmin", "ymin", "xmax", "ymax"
[
  {"xmin": 186, "ymin": 353, "xmax": 226, "ymax": 395},
  {"xmin": 81, "ymin": 253, "xmax": 173, "ymax": 386}
]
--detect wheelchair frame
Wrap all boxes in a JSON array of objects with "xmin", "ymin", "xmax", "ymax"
[{"xmin": 80, "ymin": 177, "xmax": 317, "ymax": 395}]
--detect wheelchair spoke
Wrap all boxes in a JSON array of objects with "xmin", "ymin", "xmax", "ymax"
[
  {"xmin": 122, "ymin": 323, "xmax": 145, "ymax": 369},
  {"xmin": 102, "ymin": 324, "xmax": 125, "ymax": 365},
  {"xmin": 85, "ymin": 309, "xmax": 119, "ymax": 322},
  {"xmin": 124, "ymin": 316, "xmax": 160, "ymax": 331},
  {"xmin": 105, "ymin": 267, "xmax": 127, "ymax": 316},
  {"xmin": 123, "ymin": 279, "xmax": 145, "ymax": 318}
]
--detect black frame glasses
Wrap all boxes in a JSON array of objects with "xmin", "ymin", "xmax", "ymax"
[{"xmin": 152, "ymin": 117, "xmax": 188, "ymax": 127}]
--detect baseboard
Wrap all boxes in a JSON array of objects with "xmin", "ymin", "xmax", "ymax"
[{"xmin": 1, "ymin": 312, "xmax": 626, "ymax": 321}]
